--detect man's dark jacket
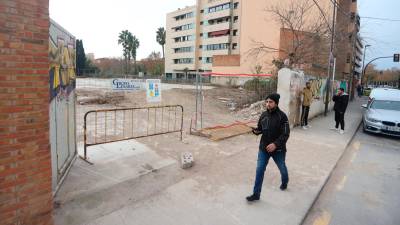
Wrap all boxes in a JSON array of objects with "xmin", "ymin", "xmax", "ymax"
[
  {"xmin": 252, "ymin": 107, "xmax": 290, "ymax": 152},
  {"xmin": 332, "ymin": 93, "xmax": 349, "ymax": 113}
]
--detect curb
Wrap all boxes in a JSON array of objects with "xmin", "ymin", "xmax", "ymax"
[{"xmin": 299, "ymin": 119, "xmax": 363, "ymax": 225}]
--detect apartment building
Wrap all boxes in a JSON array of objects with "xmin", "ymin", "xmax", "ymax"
[
  {"xmin": 334, "ymin": 0, "xmax": 363, "ymax": 81},
  {"xmin": 166, "ymin": 0, "xmax": 280, "ymax": 79},
  {"xmin": 165, "ymin": 0, "xmax": 362, "ymax": 80}
]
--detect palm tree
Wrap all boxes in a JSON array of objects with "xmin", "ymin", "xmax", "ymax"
[
  {"xmin": 118, "ymin": 30, "xmax": 133, "ymax": 75},
  {"xmin": 156, "ymin": 27, "xmax": 166, "ymax": 59},
  {"xmin": 129, "ymin": 35, "xmax": 140, "ymax": 75}
]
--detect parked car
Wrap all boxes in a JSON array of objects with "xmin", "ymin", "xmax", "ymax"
[
  {"xmin": 367, "ymin": 88, "xmax": 400, "ymax": 105},
  {"xmin": 362, "ymin": 90, "xmax": 400, "ymax": 137}
]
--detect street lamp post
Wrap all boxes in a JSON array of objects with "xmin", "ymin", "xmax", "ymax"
[
  {"xmin": 361, "ymin": 44, "xmax": 371, "ymax": 87},
  {"xmin": 362, "ymin": 56, "xmax": 393, "ymax": 88}
]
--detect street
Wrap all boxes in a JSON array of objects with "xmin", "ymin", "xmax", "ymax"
[{"xmin": 303, "ymin": 128, "xmax": 400, "ymax": 225}]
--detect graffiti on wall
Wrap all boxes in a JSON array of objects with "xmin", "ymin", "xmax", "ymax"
[
  {"xmin": 308, "ymin": 79, "xmax": 325, "ymax": 98},
  {"xmin": 49, "ymin": 21, "xmax": 76, "ymax": 101}
]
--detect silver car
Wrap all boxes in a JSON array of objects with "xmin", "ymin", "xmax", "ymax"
[{"xmin": 362, "ymin": 92, "xmax": 400, "ymax": 137}]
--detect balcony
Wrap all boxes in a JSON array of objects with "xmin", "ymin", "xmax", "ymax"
[
  {"xmin": 171, "ymin": 52, "xmax": 195, "ymax": 59},
  {"xmin": 203, "ymin": 9, "xmax": 231, "ymax": 21},
  {"xmin": 201, "ymin": 49, "xmax": 230, "ymax": 58},
  {"xmin": 202, "ymin": 22, "xmax": 230, "ymax": 33},
  {"xmin": 201, "ymin": 34, "xmax": 230, "ymax": 45},
  {"xmin": 171, "ymin": 40, "xmax": 196, "ymax": 49}
]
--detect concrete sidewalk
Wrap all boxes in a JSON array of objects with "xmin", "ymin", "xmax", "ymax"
[{"xmin": 54, "ymin": 99, "xmax": 364, "ymax": 225}]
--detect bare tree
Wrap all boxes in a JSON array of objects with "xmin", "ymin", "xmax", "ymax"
[{"xmin": 247, "ymin": 0, "xmax": 333, "ymax": 74}]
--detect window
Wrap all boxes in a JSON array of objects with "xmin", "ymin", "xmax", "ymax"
[
  {"xmin": 200, "ymin": 9, "xmax": 204, "ymax": 13},
  {"xmin": 202, "ymin": 57, "xmax": 213, "ymax": 64},
  {"xmin": 174, "ymin": 46, "xmax": 193, "ymax": 53},
  {"xmin": 233, "ymin": 30, "xmax": 238, "ymax": 36},
  {"xmin": 199, "ymin": 45, "xmax": 203, "ymax": 49},
  {"xmin": 174, "ymin": 58, "xmax": 193, "ymax": 64},
  {"xmin": 208, "ymin": 3, "xmax": 231, "ymax": 13},
  {"xmin": 175, "ymin": 23, "xmax": 194, "ymax": 32},
  {"xmin": 174, "ymin": 35, "xmax": 194, "ymax": 43},
  {"xmin": 205, "ymin": 43, "xmax": 229, "ymax": 51},
  {"xmin": 200, "ymin": 33, "xmax": 203, "ymax": 37},
  {"xmin": 234, "ymin": 16, "xmax": 238, "ymax": 23},
  {"xmin": 232, "ymin": 43, "xmax": 238, "ymax": 49},
  {"xmin": 200, "ymin": 21, "xmax": 204, "ymax": 25},
  {"xmin": 234, "ymin": 2, "xmax": 239, "ymax": 9},
  {"xmin": 370, "ymin": 100, "xmax": 400, "ymax": 111},
  {"xmin": 175, "ymin": 12, "xmax": 194, "ymax": 21},
  {"xmin": 199, "ymin": 57, "xmax": 202, "ymax": 61}
]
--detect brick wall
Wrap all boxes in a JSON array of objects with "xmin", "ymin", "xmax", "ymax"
[
  {"xmin": 0, "ymin": 0, "xmax": 53, "ymax": 225},
  {"xmin": 213, "ymin": 55, "xmax": 240, "ymax": 67}
]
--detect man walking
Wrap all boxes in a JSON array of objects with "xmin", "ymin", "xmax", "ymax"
[
  {"xmin": 332, "ymin": 88, "xmax": 349, "ymax": 134},
  {"xmin": 246, "ymin": 93, "xmax": 290, "ymax": 202},
  {"xmin": 301, "ymin": 82, "xmax": 313, "ymax": 130}
]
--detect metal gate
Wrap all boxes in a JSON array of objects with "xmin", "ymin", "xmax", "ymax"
[
  {"xmin": 81, "ymin": 105, "xmax": 184, "ymax": 164},
  {"xmin": 49, "ymin": 19, "xmax": 77, "ymax": 194}
]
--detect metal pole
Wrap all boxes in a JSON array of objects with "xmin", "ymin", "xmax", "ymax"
[
  {"xmin": 200, "ymin": 73, "xmax": 203, "ymax": 129},
  {"xmin": 332, "ymin": 57, "xmax": 336, "ymax": 95},
  {"xmin": 349, "ymin": 28, "xmax": 358, "ymax": 101},
  {"xmin": 324, "ymin": 0, "xmax": 337, "ymax": 116},
  {"xmin": 195, "ymin": 71, "xmax": 199, "ymax": 130},
  {"xmin": 361, "ymin": 44, "xmax": 371, "ymax": 87}
]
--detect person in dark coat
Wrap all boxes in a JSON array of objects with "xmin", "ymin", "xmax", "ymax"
[
  {"xmin": 246, "ymin": 93, "xmax": 290, "ymax": 202},
  {"xmin": 331, "ymin": 88, "xmax": 349, "ymax": 134}
]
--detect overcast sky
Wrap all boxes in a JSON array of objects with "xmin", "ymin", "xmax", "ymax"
[
  {"xmin": 358, "ymin": 0, "xmax": 400, "ymax": 70},
  {"xmin": 50, "ymin": 0, "xmax": 399, "ymax": 70},
  {"xmin": 49, "ymin": 0, "xmax": 196, "ymax": 60}
]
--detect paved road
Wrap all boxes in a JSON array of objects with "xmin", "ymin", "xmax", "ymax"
[{"xmin": 303, "ymin": 128, "xmax": 400, "ymax": 225}]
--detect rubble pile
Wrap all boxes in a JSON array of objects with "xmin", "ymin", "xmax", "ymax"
[
  {"xmin": 236, "ymin": 100, "xmax": 266, "ymax": 120},
  {"xmin": 78, "ymin": 92, "xmax": 125, "ymax": 105}
]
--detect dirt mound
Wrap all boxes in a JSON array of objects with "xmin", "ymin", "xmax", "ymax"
[{"xmin": 78, "ymin": 92, "xmax": 125, "ymax": 105}]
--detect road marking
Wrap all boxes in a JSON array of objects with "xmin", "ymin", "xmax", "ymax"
[
  {"xmin": 353, "ymin": 141, "xmax": 361, "ymax": 150},
  {"xmin": 350, "ymin": 141, "xmax": 361, "ymax": 162},
  {"xmin": 336, "ymin": 176, "xmax": 347, "ymax": 191},
  {"xmin": 350, "ymin": 152, "xmax": 358, "ymax": 163},
  {"xmin": 312, "ymin": 210, "xmax": 332, "ymax": 225}
]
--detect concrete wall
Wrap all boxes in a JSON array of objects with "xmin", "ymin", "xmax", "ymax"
[
  {"xmin": 210, "ymin": 75, "xmax": 254, "ymax": 86},
  {"xmin": 0, "ymin": 0, "xmax": 53, "ymax": 224},
  {"xmin": 277, "ymin": 68, "xmax": 335, "ymax": 128}
]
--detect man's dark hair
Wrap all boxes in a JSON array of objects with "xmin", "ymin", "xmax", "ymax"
[{"xmin": 339, "ymin": 88, "xmax": 345, "ymax": 92}]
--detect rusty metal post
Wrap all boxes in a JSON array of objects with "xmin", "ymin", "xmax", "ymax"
[
  {"xmin": 180, "ymin": 105, "xmax": 184, "ymax": 141},
  {"xmin": 80, "ymin": 105, "xmax": 184, "ymax": 164}
]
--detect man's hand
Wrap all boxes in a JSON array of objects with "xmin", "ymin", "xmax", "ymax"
[
  {"xmin": 252, "ymin": 128, "xmax": 262, "ymax": 135},
  {"xmin": 266, "ymin": 143, "xmax": 277, "ymax": 153}
]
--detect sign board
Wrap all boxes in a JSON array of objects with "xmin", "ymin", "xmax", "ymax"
[
  {"xmin": 394, "ymin": 54, "xmax": 399, "ymax": 62},
  {"xmin": 112, "ymin": 79, "xmax": 143, "ymax": 91},
  {"xmin": 146, "ymin": 79, "xmax": 161, "ymax": 103}
]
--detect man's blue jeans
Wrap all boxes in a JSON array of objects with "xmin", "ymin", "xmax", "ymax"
[{"xmin": 253, "ymin": 148, "xmax": 289, "ymax": 196}]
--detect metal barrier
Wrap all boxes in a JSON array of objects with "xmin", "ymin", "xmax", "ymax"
[{"xmin": 81, "ymin": 105, "xmax": 184, "ymax": 164}]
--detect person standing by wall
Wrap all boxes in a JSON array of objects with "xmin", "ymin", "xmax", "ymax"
[
  {"xmin": 331, "ymin": 88, "xmax": 349, "ymax": 134},
  {"xmin": 301, "ymin": 82, "xmax": 313, "ymax": 129},
  {"xmin": 246, "ymin": 93, "xmax": 290, "ymax": 202}
]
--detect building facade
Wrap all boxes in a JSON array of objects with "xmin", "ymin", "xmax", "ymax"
[{"xmin": 165, "ymin": 0, "xmax": 362, "ymax": 81}]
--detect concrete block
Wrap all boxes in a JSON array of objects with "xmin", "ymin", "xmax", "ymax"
[{"xmin": 181, "ymin": 152, "xmax": 194, "ymax": 169}]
